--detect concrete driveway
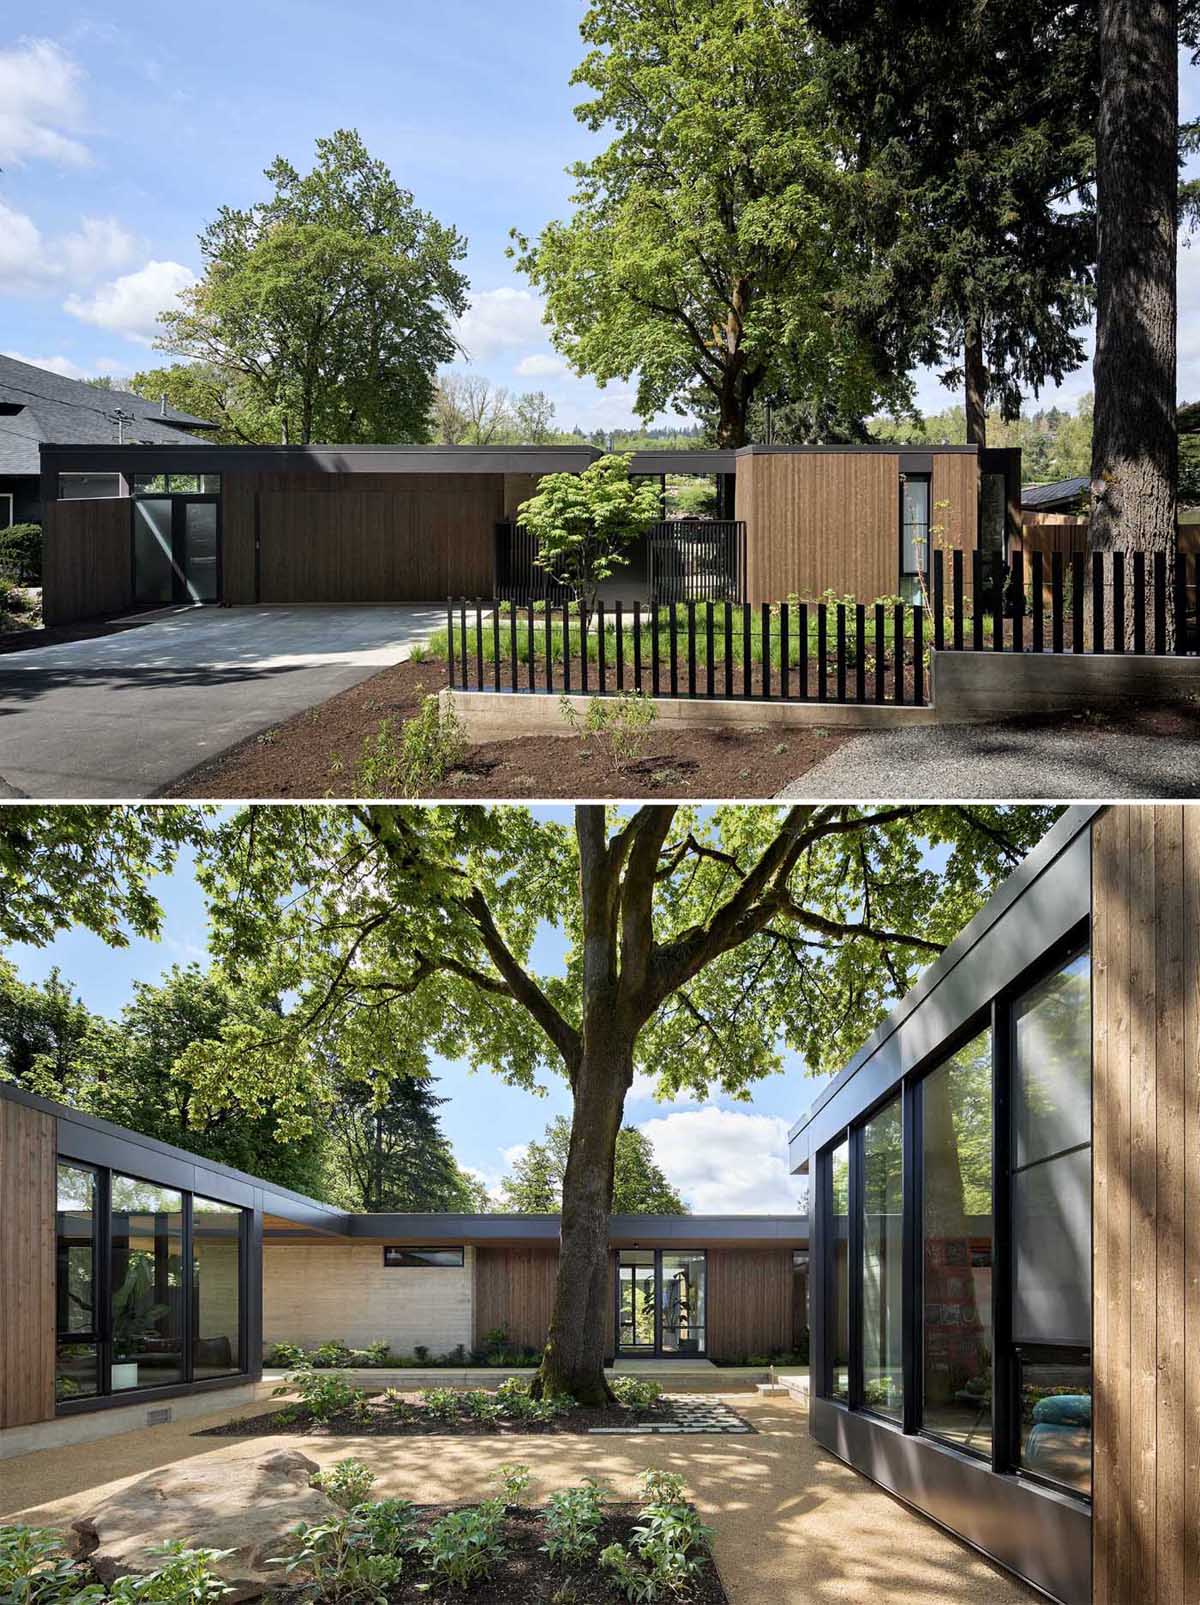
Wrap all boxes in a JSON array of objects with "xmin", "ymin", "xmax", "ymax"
[{"xmin": 0, "ymin": 605, "xmax": 444, "ymax": 798}]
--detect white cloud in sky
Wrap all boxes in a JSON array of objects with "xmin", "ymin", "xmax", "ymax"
[
  {"xmin": 2, "ymin": 350, "xmax": 92, "ymax": 380},
  {"xmin": 0, "ymin": 201, "xmax": 137, "ymax": 296},
  {"xmin": 638, "ymin": 1105, "xmax": 807, "ymax": 1214},
  {"xmin": 0, "ymin": 38, "xmax": 90, "ymax": 167},
  {"xmin": 515, "ymin": 351, "xmax": 568, "ymax": 379},
  {"xmin": 64, "ymin": 258, "xmax": 196, "ymax": 343},
  {"xmin": 453, "ymin": 287, "xmax": 548, "ymax": 363}
]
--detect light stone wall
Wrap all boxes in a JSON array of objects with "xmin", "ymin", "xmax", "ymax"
[{"xmin": 263, "ymin": 1243, "xmax": 474, "ymax": 1357}]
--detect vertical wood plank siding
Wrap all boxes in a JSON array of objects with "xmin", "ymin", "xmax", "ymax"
[
  {"xmin": 473, "ymin": 1245, "xmax": 559, "ymax": 1353},
  {"xmin": 930, "ymin": 451, "xmax": 979, "ymax": 554},
  {"xmin": 42, "ymin": 497, "xmax": 131, "ymax": 625},
  {"xmin": 1092, "ymin": 806, "xmax": 1200, "ymax": 1604},
  {"xmin": 221, "ymin": 472, "xmax": 503, "ymax": 604},
  {"xmin": 0, "ymin": 1100, "xmax": 56, "ymax": 1429}
]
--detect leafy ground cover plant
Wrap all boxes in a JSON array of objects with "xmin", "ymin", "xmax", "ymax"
[
  {"xmin": 541, "ymin": 1481, "xmax": 610, "ymax": 1566},
  {"xmin": 356, "ymin": 695, "xmax": 466, "ymax": 798},
  {"xmin": 0, "ymin": 1524, "xmax": 104, "ymax": 1605},
  {"xmin": 274, "ymin": 1368, "xmax": 366, "ymax": 1425},
  {"xmin": 418, "ymin": 1387, "xmax": 463, "ymax": 1423},
  {"xmin": 105, "ymin": 1542, "xmax": 234, "ymax": 1605},
  {"xmin": 599, "ymin": 1471, "xmax": 713, "ymax": 1603},
  {"xmin": 609, "ymin": 1376, "xmax": 662, "ymax": 1409},
  {"xmin": 272, "ymin": 1514, "xmax": 407, "ymax": 1604},
  {"xmin": 494, "ymin": 1463, "xmax": 532, "ymax": 1508},
  {"xmin": 311, "ymin": 1458, "xmax": 376, "ymax": 1510},
  {"xmin": 415, "ymin": 1500, "xmax": 508, "ymax": 1591}
]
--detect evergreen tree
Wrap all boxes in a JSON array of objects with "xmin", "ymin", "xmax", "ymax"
[
  {"xmin": 326, "ymin": 1072, "xmax": 487, "ymax": 1213},
  {"xmin": 500, "ymin": 1116, "xmax": 688, "ymax": 1215}
]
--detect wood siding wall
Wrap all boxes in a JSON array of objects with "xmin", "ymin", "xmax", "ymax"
[
  {"xmin": 1092, "ymin": 806, "xmax": 1200, "ymax": 1604},
  {"xmin": 707, "ymin": 1246, "xmax": 794, "ymax": 1359},
  {"xmin": 0, "ymin": 1100, "xmax": 56, "ymax": 1429},
  {"xmin": 931, "ymin": 451, "xmax": 980, "ymax": 554},
  {"xmin": 474, "ymin": 1245, "xmax": 559, "ymax": 1353},
  {"xmin": 42, "ymin": 497, "xmax": 131, "ymax": 625},
  {"xmin": 221, "ymin": 472, "xmax": 502, "ymax": 604}
]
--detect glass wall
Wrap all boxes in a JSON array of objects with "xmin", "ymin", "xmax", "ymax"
[
  {"xmin": 900, "ymin": 475, "xmax": 931, "ymax": 602},
  {"xmin": 862, "ymin": 1097, "xmax": 903, "ymax": 1419},
  {"xmin": 829, "ymin": 1137, "xmax": 850, "ymax": 1401},
  {"xmin": 1012, "ymin": 953, "xmax": 1092, "ymax": 1495},
  {"xmin": 921, "ymin": 1027, "xmax": 994, "ymax": 1454},
  {"xmin": 55, "ymin": 1163, "xmax": 99, "ymax": 1402},
  {"xmin": 661, "ymin": 1251, "xmax": 706, "ymax": 1355},
  {"xmin": 110, "ymin": 1176, "xmax": 186, "ymax": 1392},
  {"xmin": 133, "ymin": 499, "xmax": 175, "ymax": 604},
  {"xmin": 618, "ymin": 1249, "xmax": 656, "ymax": 1352},
  {"xmin": 192, "ymin": 1196, "xmax": 243, "ymax": 1380}
]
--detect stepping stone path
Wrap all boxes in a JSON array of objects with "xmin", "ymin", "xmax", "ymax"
[{"xmin": 590, "ymin": 1395, "xmax": 754, "ymax": 1435}]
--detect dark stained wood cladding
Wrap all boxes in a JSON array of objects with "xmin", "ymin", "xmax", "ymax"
[
  {"xmin": 221, "ymin": 471, "xmax": 501, "ymax": 604},
  {"xmin": 1092, "ymin": 806, "xmax": 1200, "ymax": 1604},
  {"xmin": 931, "ymin": 451, "xmax": 980, "ymax": 554},
  {"xmin": 0, "ymin": 1099, "xmax": 56, "ymax": 1428},
  {"xmin": 42, "ymin": 497, "xmax": 131, "ymax": 625},
  {"xmin": 474, "ymin": 1245, "xmax": 559, "ymax": 1353},
  {"xmin": 706, "ymin": 1246, "xmax": 793, "ymax": 1360}
]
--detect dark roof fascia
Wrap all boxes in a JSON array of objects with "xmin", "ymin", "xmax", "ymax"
[
  {"xmin": 343, "ymin": 1212, "xmax": 807, "ymax": 1245},
  {"xmin": 40, "ymin": 443, "xmax": 605, "ymax": 477},
  {"xmin": 733, "ymin": 443, "xmax": 980, "ymax": 457},
  {"xmin": 787, "ymin": 805, "xmax": 1101, "ymax": 1164},
  {"xmin": 627, "ymin": 450, "xmax": 736, "ymax": 475}
]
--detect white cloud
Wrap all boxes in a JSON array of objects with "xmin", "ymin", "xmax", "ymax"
[
  {"xmin": 637, "ymin": 1105, "xmax": 807, "ymax": 1214},
  {"xmin": 453, "ymin": 287, "xmax": 548, "ymax": 363},
  {"xmin": 0, "ymin": 201, "xmax": 46, "ymax": 293},
  {"xmin": 60, "ymin": 217, "xmax": 138, "ymax": 280},
  {"xmin": 2, "ymin": 350, "xmax": 91, "ymax": 380},
  {"xmin": 0, "ymin": 201, "xmax": 136, "ymax": 295},
  {"xmin": 64, "ymin": 258, "xmax": 196, "ymax": 343},
  {"xmin": 514, "ymin": 351, "xmax": 568, "ymax": 379},
  {"xmin": 0, "ymin": 38, "xmax": 90, "ymax": 167}
]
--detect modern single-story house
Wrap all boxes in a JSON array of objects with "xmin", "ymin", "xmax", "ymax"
[
  {"xmin": 789, "ymin": 803, "xmax": 1199, "ymax": 1605},
  {"xmin": 36, "ymin": 440, "xmax": 1021, "ymax": 624},
  {"xmin": 0, "ymin": 356, "xmax": 214, "ymax": 528},
  {"xmin": 0, "ymin": 1080, "xmax": 808, "ymax": 1457}
]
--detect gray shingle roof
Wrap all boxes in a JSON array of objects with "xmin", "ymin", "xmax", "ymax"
[
  {"xmin": 1021, "ymin": 475, "xmax": 1089, "ymax": 511},
  {"xmin": 0, "ymin": 353, "xmax": 213, "ymax": 477}
]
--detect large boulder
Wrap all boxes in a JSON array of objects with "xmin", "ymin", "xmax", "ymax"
[{"xmin": 70, "ymin": 1449, "xmax": 333, "ymax": 1600}]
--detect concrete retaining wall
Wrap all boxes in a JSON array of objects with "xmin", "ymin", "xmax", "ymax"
[{"xmin": 930, "ymin": 649, "xmax": 1200, "ymax": 722}]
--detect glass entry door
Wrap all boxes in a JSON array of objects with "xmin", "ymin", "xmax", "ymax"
[
  {"xmin": 133, "ymin": 495, "xmax": 221, "ymax": 604},
  {"xmin": 617, "ymin": 1248, "xmax": 706, "ymax": 1356}
]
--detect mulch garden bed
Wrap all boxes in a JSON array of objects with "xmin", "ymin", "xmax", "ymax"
[{"xmin": 164, "ymin": 655, "xmax": 851, "ymax": 800}]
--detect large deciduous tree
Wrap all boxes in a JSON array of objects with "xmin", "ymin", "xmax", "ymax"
[
  {"xmin": 501, "ymin": 1116, "xmax": 687, "ymax": 1215},
  {"xmin": 806, "ymin": 0, "xmax": 1097, "ymax": 446},
  {"xmin": 3, "ymin": 803, "xmax": 1055, "ymax": 1404},
  {"xmin": 511, "ymin": 0, "xmax": 909, "ymax": 447},
  {"xmin": 157, "ymin": 130, "xmax": 469, "ymax": 445}
]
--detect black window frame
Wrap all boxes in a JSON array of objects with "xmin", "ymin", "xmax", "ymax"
[
  {"xmin": 814, "ymin": 918, "xmax": 1092, "ymax": 1505},
  {"xmin": 382, "ymin": 1245, "xmax": 465, "ymax": 1268},
  {"xmin": 54, "ymin": 1159, "xmax": 102, "ymax": 1404},
  {"xmin": 613, "ymin": 1247, "xmax": 708, "ymax": 1358},
  {"xmin": 130, "ymin": 492, "xmax": 223, "ymax": 606},
  {"xmin": 898, "ymin": 471, "xmax": 932, "ymax": 600}
]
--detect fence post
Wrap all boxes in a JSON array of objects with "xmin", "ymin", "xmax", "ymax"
[
  {"xmin": 446, "ymin": 598, "xmax": 455, "ymax": 688},
  {"xmin": 633, "ymin": 602, "xmax": 642, "ymax": 693},
  {"xmin": 527, "ymin": 605, "xmax": 536, "ymax": 692},
  {"xmin": 544, "ymin": 604, "xmax": 553, "ymax": 694},
  {"xmin": 913, "ymin": 606, "xmax": 924, "ymax": 704},
  {"xmin": 780, "ymin": 602, "xmax": 790, "ymax": 699},
  {"xmin": 933, "ymin": 551, "xmax": 945, "ymax": 651},
  {"xmin": 509, "ymin": 604, "xmax": 518, "ymax": 692},
  {"xmin": 580, "ymin": 604, "xmax": 589, "ymax": 694},
  {"xmin": 855, "ymin": 603, "xmax": 866, "ymax": 702},
  {"xmin": 1092, "ymin": 554, "xmax": 1105, "ymax": 654},
  {"xmin": 494, "ymin": 606, "xmax": 502, "ymax": 692}
]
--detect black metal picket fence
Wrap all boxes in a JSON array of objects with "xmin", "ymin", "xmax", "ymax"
[
  {"xmin": 445, "ymin": 546, "xmax": 1200, "ymax": 710},
  {"xmin": 494, "ymin": 519, "xmax": 746, "ymax": 608}
]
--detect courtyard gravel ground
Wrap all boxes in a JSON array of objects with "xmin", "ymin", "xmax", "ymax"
[
  {"xmin": 781, "ymin": 715, "xmax": 1200, "ymax": 799},
  {"xmin": 2, "ymin": 1393, "xmax": 1038, "ymax": 1604}
]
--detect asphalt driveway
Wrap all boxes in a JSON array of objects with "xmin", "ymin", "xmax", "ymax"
[{"xmin": 0, "ymin": 605, "xmax": 444, "ymax": 798}]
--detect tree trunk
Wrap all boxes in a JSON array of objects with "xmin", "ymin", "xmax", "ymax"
[
  {"xmin": 1089, "ymin": 0, "xmax": 1178, "ymax": 567},
  {"xmin": 715, "ymin": 380, "xmax": 748, "ymax": 449},
  {"xmin": 963, "ymin": 326, "xmax": 988, "ymax": 447},
  {"xmin": 532, "ymin": 1033, "xmax": 630, "ymax": 1404}
]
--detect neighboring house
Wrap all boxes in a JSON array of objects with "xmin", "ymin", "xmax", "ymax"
[
  {"xmin": 0, "ymin": 1078, "xmax": 808, "ymax": 1457},
  {"xmin": 0, "ymin": 355, "xmax": 215, "ymax": 528},
  {"xmin": 1021, "ymin": 474, "xmax": 1089, "ymax": 514},
  {"xmin": 38, "ymin": 439, "xmax": 1021, "ymax": 623},
  {"xmin": 790, "ymin": 803, "xmax": 1198, "ymax": 1605}
]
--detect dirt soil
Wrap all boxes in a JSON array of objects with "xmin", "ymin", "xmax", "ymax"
[
  {"xmin": 197, "ymin": 1394, "xmax": 752, "ymax": 1438},
  {"xmin": 166, "ymin": 656, "xmax": 851, "ymax": 799}
]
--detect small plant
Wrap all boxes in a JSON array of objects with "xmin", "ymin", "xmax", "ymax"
[
  {"xmin": 356, "ymin": 1498, "xmax": 419, "ymax": 1557},
  {"xmin": 359, "ymin": 1339, "xmax": 393, "ymax": 1368},
  {"xmin": 107, "ymin": 1542, "xmax": 234, "ymax": 1605},
  {"xmin": 0, "ymin": 1524, "xmax": 104, "ymax": 1605},
  {"xmin": 310, "ymin": 1340, "xmax": 354, "ymax": 1369},
  {"xmin": 312, "ymin": 1458, "xmax": 376, "ymax": 1510},
  {"xmin": 460, "ymin": 1388, "xmax": 502, "ymax": 1425},
  {"xmin": 381, "ymin": 1389, "xmax": 415, "ymax": 1422},
  {"xmin": 638, "ymin": 1469, "xmax": 686, "ymax": 1507},
  {"xmin": 598, "ymin": 1473, "xmax": 711, "ymax": 1603},
  {"xmin": 272, "ymin": 1515, "xmax": 406, "ymax": 1604},
  {"xmin": 356, "ymin": 694, "xmax": 466, "ymax": 798},
  {"xmin": 609, "ymin": 1376, "xmax": 663, "ymax": 1410},
  {"xmin": 420, "ymin": 1386, "xmax": 463, "ymax": 1422},
  {"xmin": 495, "ymin": 1374, "xmax": 531, "ymax": 1402},
  {"xmin": 274, "ymin": 1368, "xmax": 365, "ymax": 1425},
  {"xmin": 495, "ymin": 1462, "xmax": 532, "ymax": 1508},
  {"xmin": 265, "ymin": 1341, "xmax": 307, "ymax": 1369},
  {"xmin": 541, "ymin": 1481, "xmax": 609, "ymax": 1566},
  {"xmin": 559, "ymin": 691, "xmax": 656, "ymax": 774},
  {"xmin": 415, "ymin": 1501, "xmax": 508, "ymax": 1591}
]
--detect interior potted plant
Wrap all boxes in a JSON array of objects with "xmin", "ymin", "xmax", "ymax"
[{"xmin": 110, "ymin": 1252, "xmax": 169, "ymax": 1390}]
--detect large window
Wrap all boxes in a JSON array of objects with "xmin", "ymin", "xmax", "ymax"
[
  {"xmin": 921, "ymin": 1028, "xmax": 994, "ymax": 1455},
  {"xmin": 1012, "ymin": 953, "xmax": 1092, "ymax": 1495},
  {"xmin": 616, "ymin": 1249, "xmax": 707, "ymax": 1356},
  {"xmin": 110, "ymin": 1177, "xmax": 186, "ymax": 1392},
  {"xmin": 192, "ymin": 1197, "xmax": 243, "ymax": 1380},
  {"xmin": 661, "ymin": 1251, "xmax": 706, "ymax": 1355},
  {"xmin": 829, "ymin": 1138, "xmax": 850, "ymax": 1401},
  {"xmin": 55, "ymin": 1163, "xmax": 99, "ymax": 1402},
  {"xmin": 862, "ymin": 1097, "xmax": 903, "ymax": 1420},
  {"xmin": 58, "ymin": 472, "xmax": 122, "ymax": 499},
  {"xmin": 900, "ymin": 474, "xmax": 931, "ymax": 603}
]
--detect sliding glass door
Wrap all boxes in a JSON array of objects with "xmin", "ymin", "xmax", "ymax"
[
  {"xmin": 617, "ymin": 1249, "xmax": 707, "ymax": 1356},
  {"xmin": 133, "ymin": 494, "xmax": 221, "ymax": 604}
]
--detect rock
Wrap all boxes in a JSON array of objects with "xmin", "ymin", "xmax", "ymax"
[{"xmin": 69, "ymin": 1449, "xmax": 333, "ymax": 1600}]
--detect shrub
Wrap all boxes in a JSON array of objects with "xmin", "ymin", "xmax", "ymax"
[
  {"xmin": 312, "ymin": 1458, "xmax": 376, "ymax": 1510},
  {"xmin": 638, "ymin": 1469, "xmax": 686, "ymax": 1508},
  {"xmin": 355, "ymin": 1498, "xmax": 419, "ymax": 1557},
  {"xmin": 416, "ymin": 1501, "xmax": 507, "ymax": 1591},
  {"xmin": 310, "ymin": 1340, "xmax": 354, "ymax": 1369},
  {"xmin": 609, "ymin": 1376, "xmax": 662, "ymax": 1410},
  {"xmin": 274, "ymin": 1368, "xmax": 364, "ymax": 1425},
  {"xmin": 361, "ymin": 1339, "xmax": 392, "ymax": 1367},
  {"xmin": 0, "ymin": 523, "xmax": 42, "ymax": 585},
  {"xmin": 356, "ymin": 694, "xmax": 466, "ymax": 797},
  {"xmin": 494, "ymin": 1375, "xmax": 531, "ymax": 1403},
  {"xmin": 559, "ymin": 691, "xmax": 656, "ymax": 774},
  {"xmin": 0, "ymin": 1524, "xmax": 104, "ymax": 1605},
  {"xmin": 381, "ymin": 1389, "xmax": 414, "ymax": 1422},
  {"xmin": 599, "ymin": 1472, "xmax": 711, "ymax": 1602},
  {"xmin": 271, "ymin": 1514, "xmax": 406, "ymax": 1604},
  {"xmin": 106, "ymin": 1542, "xmax": 235, "ymax": 1605},
  {"xmin": 494, "ymin": 1463, "xmax": 532, "ymax": 1508},
  {"xmin": 265, "ymin": 1341, "xmax": 307, "ymax": 1369},
  {"xmin": 460, "ymin": 1389, "xmax": 502, "ymax": 1425},
  {"xmin": 0, "ymin": 575, "xmax": 38, "ymax": 633},
  {"xmin": 540, "ymin": 1481, "xmax": 609, "ymax": 1566},
  {"xmin": 419, "ymin": 1386, "xmax": 463, "ymax": 1422}
]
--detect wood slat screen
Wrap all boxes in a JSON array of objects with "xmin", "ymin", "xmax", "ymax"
[
  {"xmin": 0, "ymin": 1099, "xmax": 56, "ymax": 1429},
  {"xmin": 42, "ymin": 497, "xmax": 131, "ymax": 625}
]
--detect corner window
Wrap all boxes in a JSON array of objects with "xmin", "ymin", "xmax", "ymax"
[
  {"xmin": 55, "ymin": 1163, "xmax": 99, "ymax": 1402},
  {"xmin": 861, "ymin": 1096, "xmax": 903, "ymax": 1419},
  {"xmin": 382, "ymin": 1246, "xmax": 464, "ymax": 1268},
  {"xmin": 192, "ymin": 1196, "xmax": 243, "ymax": 1379},
  {"xmin": 828, "ymin": 1138, "xmax": 850, "ymax": 1401}
]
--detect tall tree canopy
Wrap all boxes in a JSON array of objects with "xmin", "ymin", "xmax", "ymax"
[
  {"xmin": 512, "ymin": 0, "xmax": 910, "ymax": 446},
  {"xmin": 0, "ymin": 803, "xmax": 1055, "ymax": 1403},
  {"xmin": 157, "ymin": 130, "xmax": 469, "ymax": 445},
  {"xmin": 325, "ymin": 1071, "xmax": 488, "ymax": 1213},
  {"xmin": 806, "ymin": 0, "xmax": 1097, "ymax": 446},
  {"xmin": 500, "ymin": 1116, "xmax": 687, "ymax": 1215}
]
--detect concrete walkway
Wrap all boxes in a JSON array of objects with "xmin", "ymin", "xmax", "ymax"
[
  {"xmin": 781, "ymin": 720, "xmax": 1200, "ymax": 800},
  {"xmin": 0, "ymin": 605, "xmax": 444, "ymax": 798},
  {"xmin": 1, "ymin": 1394, "xmax": 1037, "ymax": 1604}
]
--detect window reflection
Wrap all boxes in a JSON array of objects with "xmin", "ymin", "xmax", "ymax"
[
  {"xmin": 192, "ymin": 1196, "xmax": 242, "ymax": 1379},
  {"xmin": 862, "ymin": 1098, "xmax": 903, "ymax": 1419},
  {"xmin": 922, "ymin": 1029, "xmax": 993, "ymax": 1455},
  {"xmin": 110, "ymin": 1176, "xmax": 185, "ymax": 1392},
  {"xmin": 55, "ymin": 1163, "xmax": 98, "ymax": 1401},
  {"xmin": 830, "ymin": 1138, "xmax": 850, "ymax": 1401}
]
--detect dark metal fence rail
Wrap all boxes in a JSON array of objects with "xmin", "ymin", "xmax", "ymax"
[
  {"xmin": 647, "ymin": 520, "xmax": 746, "ymax": 605},
  {"xmin": 494, "ymin": 522, "xmax": 573, "ymax": 606}
]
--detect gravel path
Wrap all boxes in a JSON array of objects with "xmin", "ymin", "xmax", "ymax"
[{"xmin": 780, "ymin": 720, "xmax": 1200, "ymax": 799}]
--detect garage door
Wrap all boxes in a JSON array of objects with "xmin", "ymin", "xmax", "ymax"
[{"xmin": 257, "ymin": 481, "xmax": 499, "ymax": 603}]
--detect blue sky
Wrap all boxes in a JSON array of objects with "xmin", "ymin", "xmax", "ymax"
[{"xmin": 4, "ymin": 11, "xmax": 1200, "ymax": 430}]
